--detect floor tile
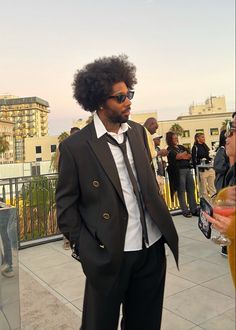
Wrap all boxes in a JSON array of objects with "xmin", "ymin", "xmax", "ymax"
[
  {"xmin": 162, "ymin": 308, "xmax": 195, "ymax": 330},
  {"xmin": 53, "ymin": 276, "xmax": 86, "ymax": 301},
  {"xmin": 164, "ymin": 286, "xmax": 235, "ymax": 324},
  {"xmin": 164, "ymin": 273, "xmax": 196, "ymax": 297},
  {"xmin": 35, "ymin": 260, "xmax": 84, "ymax": 285},
  {"xmin": 170, "ymin": 259, "xmax": 228, "ymax": 284},
  {"xmin": 199, "ymin": 308, "xmax": 235, "ymax": 330},
  {"xmin": 201, "ymin": 274, "xmax": 235, "ymax": 299},
  {"xmin": 179, "ymin": 240, "xmax": 222, "ymax": 259},
  {"xmin": 20, "ymin": 251, "xmax": 71, "ymax": 271}
]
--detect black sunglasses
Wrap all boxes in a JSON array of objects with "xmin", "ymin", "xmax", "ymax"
[
  {"xmin": 107, "ymin": 90, "xmax": 134, "ymax": 104},
  {"xmin": 225, "ymin": 121, "xmax": 236, "ymax": 138}
]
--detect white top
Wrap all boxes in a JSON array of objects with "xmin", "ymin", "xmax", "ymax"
[{"xmin": 93, "ymin": 113, "xmax": 161, "ymax": 251}]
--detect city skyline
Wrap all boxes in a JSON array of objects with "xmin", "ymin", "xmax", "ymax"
[{"xmin": 1, "ymin": 0, "xmax": 235, "ymax": 135}]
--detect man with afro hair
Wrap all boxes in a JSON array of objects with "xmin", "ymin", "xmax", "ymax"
[{"xmin": 56, "ymin": 54, "xmax": 178, "ymax": 330}]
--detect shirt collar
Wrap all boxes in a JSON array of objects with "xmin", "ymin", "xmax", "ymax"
[{"xmin": 93, "ymin": 112, "xmax": 130, "ymax": 138}]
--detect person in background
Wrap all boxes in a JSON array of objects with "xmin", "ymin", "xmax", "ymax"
[
  {"xmin": 213, "ymin": 130, "xmax": 230, "ymax": 192},
  {"xmin": 213, "ymin": 129, "xmax": 230, "ymax": 257},
  {"xmin": 56, "ymin": 55, "xmax": 178, "ymax": 330},
  {"xmin": 62, "ymin": 126, "xmax": 80, "ymax": 250},
  {"xmin": 192, "ymin": 133, "xmax": 216, "ymax": 200},
  {"xmin": 204, "ymin": 112, "xmax": 236, "ymax": 286},
  {"xmin": 153, "ymin": 135, "xmax": 167, "ymax": 195},
  {"xmin": 143, "ymin": 118, "xmax": 168, "ymax": 194},
  {"xmin": 166, "ymin": 132, "xmax": 198, "ymax": 218}
]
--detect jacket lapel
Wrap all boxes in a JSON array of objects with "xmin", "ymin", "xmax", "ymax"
[{"xmin": 88, "ymin": 125, "xmax": 125, "ymax": 205}]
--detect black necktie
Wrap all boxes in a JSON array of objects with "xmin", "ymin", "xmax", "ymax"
[{"xmin": 106, "ymin": 133, "xmax": 149, "ymax": 245}]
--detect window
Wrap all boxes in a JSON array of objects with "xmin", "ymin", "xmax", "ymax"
[
  {"xmin": 210, "ymin": 128, "xmax": 219, "ymax": 136},
  {"xmin": 51, "ymin": 144, "xmax": 56, "ymax": 152},
  {"xmin": 183, "ymin": 130, "xmax": 190, "ymax": 138},
  {"xmin": 196, "ymin": 129, "xmax": 204, "ymax": 134},
  {"xmin": 36, "ymin": 157, "xmax": 42, "ymax": 161},
  {"xmin": 35, "ymin": 146, "xmax": 42, "ymax": 153}
]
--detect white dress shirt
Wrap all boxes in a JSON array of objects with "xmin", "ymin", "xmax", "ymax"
[{"xmin": 93, "ymin": 112, "xmax": 161, "ymax": 251}]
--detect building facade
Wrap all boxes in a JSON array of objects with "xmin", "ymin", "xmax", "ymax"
[
  {"xmin": 189, "ymin": 96, "xmax": 226, "ymax": 115},
  {"xmin": 0, "ymin": 119, "xmax": 14, "ymax": 164},
  {"xmin": 24, "ymin": 136, "xmax": 58, "ymax": 162},
  {"xmin": 0, "ymin": 95, "xmax": 50, "ymax": 162},
  {"xmin": 158, "ymin": 111, "xmax": 232, "ymax": 150}
]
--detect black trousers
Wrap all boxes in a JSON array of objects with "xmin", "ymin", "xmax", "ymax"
[{"xmin": 81, "ymin": 237, "xmax": 166, "ymax": 330}]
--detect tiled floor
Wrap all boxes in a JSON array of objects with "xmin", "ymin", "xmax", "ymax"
[{"xmin": 19, "ymin": 215, "xmax": 235, "ymax": 329}]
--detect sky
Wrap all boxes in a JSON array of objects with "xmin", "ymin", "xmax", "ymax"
[{"xmin": 0, "ymin": 0, "xmax": 235, "ymax": 135}]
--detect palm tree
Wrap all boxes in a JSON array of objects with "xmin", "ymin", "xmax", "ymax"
[
  {"xmin": 221, "ymin": 119, "xmax": 231, "ymax": 131},
  {"xmin": 50, "ymin": 131, "xmax": 69, "ymax": 172},
  {"xmin": 170, "ymin": 123, "xmax": 184, "ymax": 136},
  {"xmin": 58, "ymin": 131, "xmax": 69, "ymax": 144},
  {"xmin": 0, "ymin": 135, "xmax": 9, "ymax": 154},
  {"xmin": 86, "ymin": 115, "xmax": 94, "ymax": 125}
]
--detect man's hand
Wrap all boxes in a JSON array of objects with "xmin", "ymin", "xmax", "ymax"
[{"xmin": 157, "ymin": 149, "xmax": 168, "ymax": 157}]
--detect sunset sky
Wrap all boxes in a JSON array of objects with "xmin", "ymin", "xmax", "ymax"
[{"xmin": 1, "ymin": 0, "xmax": 235, "ymax": 135}]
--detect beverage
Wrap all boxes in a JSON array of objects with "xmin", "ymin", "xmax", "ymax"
[
  {"xmin": 210, "ymin": 186, "xmax": 235, "ymax": 246},
  {"xmin": 213, "ymin": 206, "xmax": 236, "ymax": 217}
]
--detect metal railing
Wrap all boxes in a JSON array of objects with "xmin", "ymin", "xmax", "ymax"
[
  {"xmin": 0, "ymin": 174, "xmax": 59, "ymax": 247},
  {"xmin": 0, "ymin": 172, "xmax": 200, "ymax": 248}
]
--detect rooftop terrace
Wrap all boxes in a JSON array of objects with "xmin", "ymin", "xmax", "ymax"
[{"xmin": 18, "ymin": 214, "xmax": 235, "ymax": 330}]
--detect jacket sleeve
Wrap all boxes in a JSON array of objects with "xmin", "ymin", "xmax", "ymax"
[
  {"xmin": 56, "ymin": 141, "xmax": 82, "ymax": 243},
  {"xmin": 191, "ymin": 145, "xmax": 197, "ymax": 169},
  {"xmin": 213, "ymin": 148, "xmax": 229, "ymax": 174}
]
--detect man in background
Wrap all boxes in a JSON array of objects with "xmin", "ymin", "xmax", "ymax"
[
  {"xmin": 153, "ymin": 135, "xmax": 167, "ymax": 195},
  {"xmin": 143, "ymin": 118, "xmax": 168, "ymax": 194},
  {"xmin": 62, "ymin": 126, "xmax": 80, "ymax": 249}
]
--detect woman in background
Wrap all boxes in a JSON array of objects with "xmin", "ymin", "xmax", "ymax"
[
  {"xmin": 166, "ymin": 132, "xmax": 198, "ymax": 218},
  {"xmin": 213, "ymin": 130, "xmax": 230, "ymax": 192},
  {"xmin": 204, "ymin": 112, "xmax": 236, "ymax": 286},
  {"xmin": 192, "ymin": 133, "xmax": 216, "ymax": 199}
]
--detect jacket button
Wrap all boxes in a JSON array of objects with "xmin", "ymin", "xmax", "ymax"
[
  {"xmin": 92, "ymin": 180, "xmax": 100, "ymax": 188},
  {"xmin": 102, "ymin": 213, "xmax": 110, "ymax": 220}
]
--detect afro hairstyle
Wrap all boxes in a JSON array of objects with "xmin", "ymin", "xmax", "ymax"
[{"xmin": 72, "ymin": 54, "xmax": 137, "ymax": 112}]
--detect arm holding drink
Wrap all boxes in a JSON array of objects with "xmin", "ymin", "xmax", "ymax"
[{"xmin": 203, "ymin": 185, "xmax": 236, "ymax": 287}]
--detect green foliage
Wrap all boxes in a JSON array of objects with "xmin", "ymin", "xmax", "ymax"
[
  {"xmin": 19, "ymin": 176, "xmax": 57, "ymax": 240},
  {"xmin": 0, "ymin": 135, "xmax": 10, "ymax": 154},
  {"xmin": 170, "ymin": 123, "xmax": 184, "ymax": 136},
  {"xmin": 86, "ymin": 115, "xmax": 94, "ymax": 125},
  {"xmin": 58, "ymin": 131, "xmax": 69, "ymax": 144}
]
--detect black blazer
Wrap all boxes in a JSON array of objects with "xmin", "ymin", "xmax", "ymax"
[{"xmin": 56, "ymin": 120, "xmax": 179, "ymax": 291}]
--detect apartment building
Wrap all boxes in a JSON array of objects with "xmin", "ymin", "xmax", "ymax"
[
  {"xmin": 24, "ymin": 136, "xmax": 58, "ymax": 162},
  {"xmin": 128, "ymin": 96, "xmax": 232, "ymax": 150},
  {"xmin": 189, "ymin": 96, "xmax": 226, "ymax": 115},
  {"xmin": 0, "ymin": 95, "xmax": 50, "ymax": 162},
  {"xmin": 0, "ymin": 119, "xmax": 14, "ymax": 164}
]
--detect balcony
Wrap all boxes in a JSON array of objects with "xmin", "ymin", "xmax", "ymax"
[
  {"xmin": 17, "ymin": 214, "xmax": 236, "ymax": 329},
  {"xmin": 0, "ymin": 174, "xmax": 234, "ymax": 329}
]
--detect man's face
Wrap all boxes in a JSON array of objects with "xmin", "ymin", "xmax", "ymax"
[
  {"xmin": 153, "ymin": 137, "xmax": 161, "ymax": 147},
  {"xmin": 101, "ymin": 82, "xmax": 132, "ymax": 124},
  {"xmin": 226, "ymin": 116, "xmax": 236, "ymax": 161},
  {"xmin": 149, "ymin": 120, "xmax": 158, "ymax": 135}
]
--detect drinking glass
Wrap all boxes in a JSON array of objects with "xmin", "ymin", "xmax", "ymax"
[{"xmin": 211, "ymin": 187, "xmax": 235, "ymax": 246}]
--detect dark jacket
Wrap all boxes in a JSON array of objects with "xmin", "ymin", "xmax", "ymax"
[
  {"xmin": 225, "ymin": 163, "xmax": 236, "ymax": 187},
  {"xmin": 192, "ymin": 143, "xmax": 211, "ymax": 171},
  {"xmin": 167, "ymin": 145, "xmax": 192, "ymax": 199},
  {"xmin": 56, "ymin": 120, "xmax": 179, "ymax": 292},
  {"xmin": 213, "ymin": 146, "xmax": 230, "ymax": 192}
]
